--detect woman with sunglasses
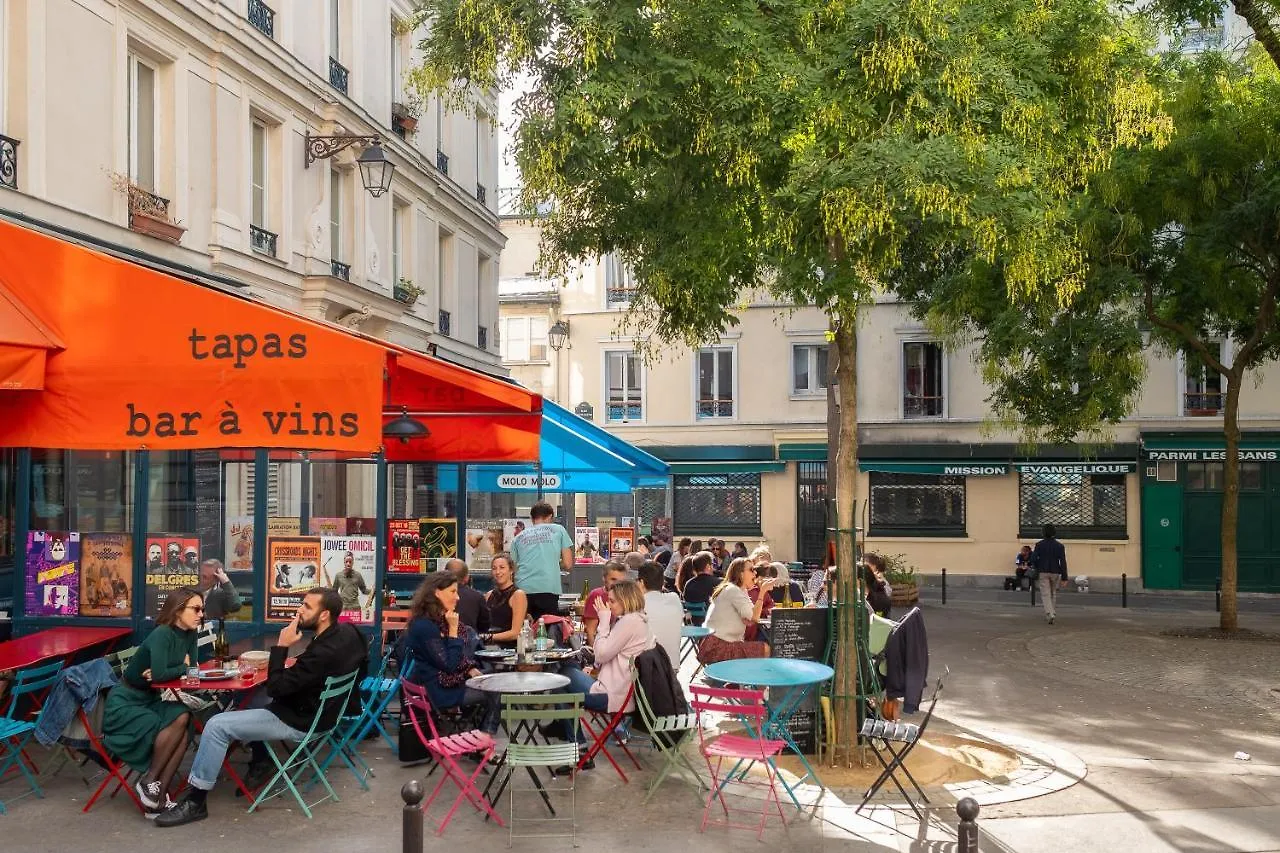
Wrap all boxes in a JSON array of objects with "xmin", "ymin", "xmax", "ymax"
[{"xmin": 102, "ymin": 587, "xmax": 203, "ymax": 819}]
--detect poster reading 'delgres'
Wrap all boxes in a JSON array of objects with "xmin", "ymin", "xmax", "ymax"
[{"xmin": 144, "ymin": 535, "xmax": 200, "ymax": 617}]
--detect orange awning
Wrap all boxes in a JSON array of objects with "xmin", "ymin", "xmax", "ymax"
[
  {"xmin": 0, "ymin": 219, "xmax": 386, "ymax": 451},
  {"xmin": 382, "ymin": 346, "xmax": 542, "ymax": 463},
  {"xmin": 0, "ymin": 278, "xmax": 63, "ymax": 390}
]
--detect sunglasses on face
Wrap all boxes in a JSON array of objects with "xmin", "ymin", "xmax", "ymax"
[{"xmin": 185, "ymin": 605, "xmax": 204, "ymax": 614}]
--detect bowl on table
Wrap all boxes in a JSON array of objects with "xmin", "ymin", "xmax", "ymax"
[{"xmin": 238, "ymin": 650, "xmax": 270, "ymax": 672}]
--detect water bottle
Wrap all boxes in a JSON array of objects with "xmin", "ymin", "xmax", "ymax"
[
  {"xmin": 536, "ymin": 619, "xmax": 548, "ymax": 651},
  {"xmin": 517, "ymin": 620, "xmax": 532, "ymax": 662}
]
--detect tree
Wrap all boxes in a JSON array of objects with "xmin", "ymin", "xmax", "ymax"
[
  {"xmin": 410, "ymin": 0, "xmax": 1165, "ymax": 759},
  {"xmin": 914, "ymin": 50, "xmax": 1280, "ymax": 631}
]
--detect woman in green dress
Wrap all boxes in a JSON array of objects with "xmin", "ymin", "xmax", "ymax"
[{"xmin": 103, "ymin": 587, "xmax": 202, "ymax": 817}]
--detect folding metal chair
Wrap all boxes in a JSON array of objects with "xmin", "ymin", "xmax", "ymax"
[
  {"xmin": 0, "ymin": 660, "xmax": 64, "ymax": 814},
  {"xmin": 401, "ymin": 679, "xmax": 503, "ymax": 834},
  {"xmin": 577, "ymin": 683, "xmax": 643, "ymax": 782},
  {"xmin": 689, "ymin": 684, "xmax": 788, "ymax": 841},
  {"xmin": 247, "ymin": 670, "xmax": 360, "ymax": 819},
  {"xmin": 855, "ymin": 669, "xmax": 948, "ymax": 820},
  {"xmin": 683, "ymin": 600, "xmax": 708, "ymax": 626},
  {"xmin": 502, "ymin": 693, "xmax": 582, "ymax": 845},
  {"xmin": 630, "ymin": 662, "xmax": 706, "ymax": 804},
  {"xmin": 195, "ymin": 623, "xmax": 217, "ymax": 661},
  {"xmin": 315, "ymin": 650, "xmax": 408, "ymax": 787}
]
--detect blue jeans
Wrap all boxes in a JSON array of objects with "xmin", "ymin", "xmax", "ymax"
[
  {"xmin": 188, "ymin": 704, "xmax": 306, "ymax": 791},
  {"xmin": 555, "ymin": 665, "xmax": 608, "ymax": 742}
]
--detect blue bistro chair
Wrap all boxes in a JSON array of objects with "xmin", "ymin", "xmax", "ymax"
[{"xmin": 0, "ymin": 660, "xmax": 65, "ymax": 814}]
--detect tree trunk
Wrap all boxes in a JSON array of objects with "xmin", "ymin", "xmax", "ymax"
[
  {"xmin": 1219, "ymin": 375, "xmax": 1242, "ymax": 632},
  {"xmin": 830, "ymin": 310, "xmax": 860, "ymax": 764}
]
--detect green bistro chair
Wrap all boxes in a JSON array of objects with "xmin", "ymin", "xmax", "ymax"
[
  {"xmin": 630, "ymin": 660, "xmax": 707, "ymax": 805},
  {"xmin": 247, "ymin": 670, "xmax": 360, "ymax": 819},
  {"xmin": 500, "ymin": 693, "xmax": 583, "ymax": 847}
]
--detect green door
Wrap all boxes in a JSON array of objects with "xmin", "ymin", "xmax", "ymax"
[
  {"xmin": 1182, "ymin": 490, "xmax": 1221, "ymax": 589},
  {"xmin": 1141, "ymin": 474, "xmax": 1183, "ymax": 589}
]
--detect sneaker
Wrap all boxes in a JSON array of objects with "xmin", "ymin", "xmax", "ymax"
[
  {"xmin": 234, "ymin": 761, "xmax": 273, "ymax": 798},
  {"xmin": 1048, "ymin": 615, "xmax": 1056, "ymax": 625},
  {"xmin": 153, "ymin": 793, "xmax": 208, "ymax": 828},
  {"xmin": 135, "ymin": 778, "xmax": 162, "ymax": 810},
  {"xmin": 145, "ymin": 795, "xmax": 178, "ymax": 821}
]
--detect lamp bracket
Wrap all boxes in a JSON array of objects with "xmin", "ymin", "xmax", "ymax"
[{"xmin": 305, "ymin": 132, "xmax": 382, "ymax": 167}]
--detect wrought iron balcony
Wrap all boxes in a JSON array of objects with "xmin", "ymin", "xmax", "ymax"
[
  {"xmin": 438, "ymin": 309, "xmax": 452, "ymax": 337},
  {"xmin": 606, "ymin": 287, "xmax": 637, "ymax": 306},
  {"xmin": 329, "ymin": 57, "xmax": 349, "ymax": 95},
  {"xmin": 247, "ymin": 0, "xmax": 275, "ymax": 39},
  {"xmin": 903, "ymin": 394, "xmax": 945, "ymax": 418},
  {"xmin": 476, "ymin": 184, "xmax": 486, "ymax": 205},
  {"xmin": 0, "ymin": 134, "xmax": 19, "ymax": 190},
  {"xmin": 436, "ymin": 149, "xmax": 449, "ymax": 176},
  {"xmin": 249, "ymin": 224, "xmax": 277, "ymax": 257},
  {"xmin": 1185, "ymin": 392, "xmax": 1224, "ymax": 415},
  {"xmin": 331, "ymin": 259, "xmax": 351, "ymax": 281},
  {"xmin": 478, "ymin": 326, "xmax": 488, "ymax": 350},
  {"xmin": 696, "ymin": 399, "xmax": 735, "ymax": 419}
]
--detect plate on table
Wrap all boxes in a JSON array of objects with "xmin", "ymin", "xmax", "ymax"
[
  {"xmin": 475, "ymin": 648, "xmax": 514, "ymax": 660},
  {"xmin": 199, "ymin": 669, "xmax": 231, "ymax": 680}
]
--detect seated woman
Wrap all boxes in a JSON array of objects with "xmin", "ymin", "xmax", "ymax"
[
  {"xmin": 863, "ymin": 552, "xmax": 894, "ymax": 618},
  {"xmin": 766, "ymin": 562, "xmax": 806, "ymax": 605},
  {"xmin": 747, "ymin": 563, "xmax": 778, "ymax": 619},
  {"xmin": 552, "ymin": 580, "xmax": 652, "ymax": 750},
  {"xmin": 404, "ymin": 572, "xmax": 497, "ymax": 733},
  {"xmin": 674, "ymin": 554, "xmax": 698, "ymax": 597},
  {"xmin": 479, "ymin": 552, "xmax": 527, "ymax": 647},
  {"xmin": 102, "ymin": 587, "xmax": 201, "ymax": 818},
  {"xmin": 699, "ymin": 558, "xmax": 774, "ymax": 664}
]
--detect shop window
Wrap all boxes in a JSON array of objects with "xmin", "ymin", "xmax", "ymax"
[
  {"xmin": 903, "ymin": 341, "xmax": 945, "ymax": 418},
  {"xmin": 868, "ymin": 473, "xmax": 966, "ymax": 537},
  {"xmin": 1240, "ymin": 462, "xmax": 1264, "ymax": 491},
  {"xmin": 309, "ymin": 456, "xmax": 377, "ymax": 533},
  {"xmin": 673, "ymin": 473, "xmax": 761, "ymax": 536},
  {"xmin": 28, "ymin": 450, "xmax": 135, "ymax": 534},
  {"xmin": 1018, "ymin": 470, "xmax": 1127, "ymax": 539}
]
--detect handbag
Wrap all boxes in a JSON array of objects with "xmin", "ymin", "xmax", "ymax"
[{"xmin": 160, "ymin": 688, "xmax": 214, "ymax": 712}]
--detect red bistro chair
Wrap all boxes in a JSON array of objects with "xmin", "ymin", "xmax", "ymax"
[
  {"xmin": 689, "ymin": 684, "xmax": 788, "ymax": 841},
  {"xmin": 577, "ymin": 683, "xmax": 643, "ymax": 782},
  {"xmin": 400, "ymin": 679, "xmax": 504, "ymax": 834}
]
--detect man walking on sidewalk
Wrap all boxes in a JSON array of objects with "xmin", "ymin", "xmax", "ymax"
[{"xmin": 1032, "ymin": 524, "xmax": 1069, "ymax": 625}]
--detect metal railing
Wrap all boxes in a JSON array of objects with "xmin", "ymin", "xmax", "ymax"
[
  {"xmin": 249, "ymin": 224, "xmax": 277, "ymax": 257},
  {"xmin": 696, "ymin": 399, "xmax": 734, "ymax": 418},
  {"xmin": 477, "ymin": 326, "xmax": 488, "ymax": 350},
  {"xmin": 247, "ymin": 0, "xmax": 275, "ymax": 39},
  {"xmin": 904, "ymin": 394, "xmax": 945, "ymax": 418},
  {"xmin": 606, "ymin": 287, "xmax": 637, "ymax": 306},
  {"xmin": 329, "ymin": 57, "xmax": 349, "ymax": 95},
  {"xmin": 331, "ymin": 259, "xmax": 351, "ymax": 281},
  {"xmin": 127, "ymin": 185, "xmax": 171, "ymax": 221},
  {"xmin": 476, "ymin": 183, "xmax": 487, "ymax": 205},
  {"xmin": 438, "ymin": 309, "xmax": 451, "ymax": 336},
  {"xmin": 436, "ymin": 149, "xmax": 449, "ymax": 175},
  {"xmin": 0, "ymin": 134, "xmax": 18, "ymax": 190},
  {"xmin": 1184, "ymin": 392, "xmax": 1224, "ymax": 414}
]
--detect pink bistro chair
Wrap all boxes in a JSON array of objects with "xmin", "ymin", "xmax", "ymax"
[
  {"xmin": 400, "ymin": 679, "xmax": 504, "ymax": 833},
  {"xmin": 689, "ymin": 684, "xmax": 788, "ymax": 841}
]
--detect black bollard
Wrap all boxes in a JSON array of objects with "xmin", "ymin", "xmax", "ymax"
[
  {"xmin": 402, "ymin": 780, "xmax": 424, "ymax": 853},
  {"xmin": 1030, "ymin": 574, "xmax": 1037, "ymax": 608},
  {"xmin": 1121, "ymin": 573, "xmax": 1128, "ymax": 608},
  {"xmin": 1216, "ymin": 576, "xmax": 1221, "ymax": 612},
  {"xmin": 957, "ymin": 798, "xmax": 980, "ymax": 852},
  {"xmin": 942, "ymin": 567, "xmax": 947, "ymax": 605}
]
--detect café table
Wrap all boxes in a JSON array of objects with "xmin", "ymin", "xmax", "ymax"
[
  {"xmin": 679, "ymin": 625, "xmax": 711, "ymax": 667},
  {"xmin": 0, "ymin": 626, "xmax": 132, "ymax": 672},
  {"xmin": 467, "ymin": 671, "xmax": 570, "ymax": 819},
  {"xmin": 474, "ymin": 646, "xmax": 580, "ymax": 670},
  {"xmin": 703, "ymin": 657, "xmax": 835, "ymax": 808}
]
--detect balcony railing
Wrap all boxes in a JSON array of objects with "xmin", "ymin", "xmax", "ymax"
[
  {"xmin": 436, "ymin": 149, "xmax": 449, "ymax": 176},
  {"xmin": 329, "ymin": 57, "xmax": 349, "ymax": 95},
  {"xmin": 247, "ymin": 0, "xmax": 275, "ymax": 39},
  {"xmin": 476, "ymin": 184, "xmax": 487, "ymax": 205},
  {"xmin": 478, "ymin": 326, "xmax": 488, "ymax": 350},
  {"xmin": 249, "ymin": 224, "xmax": 277, "ymax": 257},
  {"xmin": 0, "ymin": 134, "xmax": 19, "ymax": 190},
  {"xmin": 331, "ymin": 259, "xmax": 351, "ymax": 281},
  {"xmin": 606, "ymin": 287, "xmax": 638, "ymax": 306},
  {"xmin": 696, "ymin": 399, "xmax": 735, "ymax": 419},
  {"xmin": 1185, "ymin": 392, "xmax": 1225, "ymax": 414},
  {"xmin": 438, "ymin": 309, "xmax": 452, "ymax": 337},
  {"xmin": 606, "ymin": 401, "xmax": 643, "ymax": 422},
  {"xmin": 903, "ymin": 394, "xmax": 945, "ymax": 418}
]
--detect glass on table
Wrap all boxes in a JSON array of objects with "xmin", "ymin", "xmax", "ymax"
[{"xmin": 184, "ymin": 667, "xmax": 201, "ymax": 688}]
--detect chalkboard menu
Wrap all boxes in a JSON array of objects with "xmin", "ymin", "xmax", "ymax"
[
  {"xmin": 193, "ymin": 451, "xmax": 223, "ymax": 560},
  {"xmin": 770, "ymin": 608, "xmax": 830, "ymax": 754}
]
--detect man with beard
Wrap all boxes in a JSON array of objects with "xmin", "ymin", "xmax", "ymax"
[
  {"xmin": 166, "ymin": 542, "xmax": 183, "ymax": 572},
  {"xmin": 156, "ymin": 587, "xmax": 367, "ymax": 826},
  {"xmin": 147, "ymin": 543, "xmax": 164, "ymax": 571}
]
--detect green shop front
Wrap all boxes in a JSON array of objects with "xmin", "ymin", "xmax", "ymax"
[{"xmin": 1141, "ymin": 432, "xmax": 1280, "ymax": 591}]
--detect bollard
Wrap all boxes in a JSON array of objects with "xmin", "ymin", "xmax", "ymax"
[
  {"xmin": 1030, "ymin": 575, "xmax": 1037, "ymax": 608},
  {"xmin": 957, "ymin": 798, "xmax": 980, "ymax": 852},
  {"xmin": 1216, "ymin": 576, "xmax": 1221, "ymax": 612},
  {"xmin": 402, "ymin": 780, "xmax": 424, "ymax": 853},
  {"xmin": 942, "ymin": 567, "xmax": 947, "ymax": 605},
  {"xmin": 1121, "ymin": 573, "xmax": 1128, "ymax": 608}
]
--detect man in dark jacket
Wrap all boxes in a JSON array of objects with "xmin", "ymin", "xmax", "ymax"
[
  {"xmin": 446, "ymin": 558, "xmax": 490, "ymax": 632},
  {"xmin": 1031, "ymin": 524, "xmax": 1069, "ymax": 625},
  {"xmin": 157, "ymin": 587, "xmax": 367, "ymax": 827}
]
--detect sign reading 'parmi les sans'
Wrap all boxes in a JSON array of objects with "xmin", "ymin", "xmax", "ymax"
[{"xmin": 1146, "ymin": 449, "xmax": 1280, "ymax": 461}]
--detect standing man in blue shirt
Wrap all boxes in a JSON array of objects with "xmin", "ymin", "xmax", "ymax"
[
  {"xmin": 1031, "ymin": 524, "xmax": 1069, "ymax": 624},
  {"xmin": 510, "ymin": 501, "xmax": 573, "ymax": 621}
]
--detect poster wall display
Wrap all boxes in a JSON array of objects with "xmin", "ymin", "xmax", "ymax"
[
  {"xmin": 80, "ymin": 533, "xmax": 133, "ymax": 617},
  {"xmin": 575, "ymin": 527, "xmax": 602, "ymax": 563},
  {"xmin": 345, "ymin": 517, "xmax": 377, "ymax": 538},
  {"xmin": 25, "ymin": 531, "xmax": 81, "ymax": 617},
  {"xmin": 609, "ymin": 527, "xmax": 636, "ymax": 556},
  {"xmin": 268, "ymin": 517, "xmax": 301, "ymax": 538},
  {"xmin": 503, "ymin": 519, "xmax": 528, "ymax": 550},
  {"xmin": 322, "ymin": 535, "xmax": 377, "ymax": 624},
  {"xmin": 225, "ymin": 516, "xmax": 255, "ymax": 573},
  {"xmin": 309, "ymin": 517, "xmax": 348, "ymax": 536},
  {"xmin": 267, "ymin": 536, "xmax": 324, "ymax": 622},
  {"xmin": 144, "ymin": 535, "xmax": 200, "ymax": 617},
  {"xmin": 466, "ymin": 524, "xmax": 503, "ymax": 573},
  {"xmin": 420, "ymin": 518, "xmax": 458, "ymax": 571},
  {"xmin": 387, "ymin": 519, "xmax": 422, "ymax": 574},
  {"xmin": 652, "ymin": 517, "xmax": 673, "ymax": 542}
]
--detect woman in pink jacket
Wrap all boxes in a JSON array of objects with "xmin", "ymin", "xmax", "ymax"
[{"xmin": 552, "ymin": 579, "xmax": 652, "ymax": 755}]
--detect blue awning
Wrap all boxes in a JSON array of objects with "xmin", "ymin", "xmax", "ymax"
[{"xmin": 469, "ymin": 401, "xmax": 670, "ymax": 493}]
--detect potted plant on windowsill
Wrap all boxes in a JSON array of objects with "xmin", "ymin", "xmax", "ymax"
[
  {"xmin": 392, "ymin": 91, "xmax": 424, "ymax": 135},
  {"xmin": 882, "ymin": 553, "xmax": 921, "ymax": 606},
  {"xmin": 110, "ymin": 173, "xmax": 186, "ymax": 244},
  {"xmin": 393, "ymin": 277, "xmax": 422, "ymax": 306}
]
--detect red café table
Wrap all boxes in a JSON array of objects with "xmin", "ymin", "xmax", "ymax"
[{"xmin": 0, "ymin": 626, "xmax": 133, "ymax": 672}]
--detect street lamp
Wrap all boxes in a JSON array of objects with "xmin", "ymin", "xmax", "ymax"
[
  {"xmin": 548, "ymin": 319, "xmax": 570, "ymax": 351},
  {"xmin": 304, "ymin": 132, "xmax": 396, "ymax": 197}
]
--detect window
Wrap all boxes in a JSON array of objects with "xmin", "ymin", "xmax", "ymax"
[
  {"xmin": 1183, "ymin": 341, "xmax": 1226, "ymax": 415},
  {"xmin": 392, "ymin": 201, "xmax": 408, "ymax": 284},
  {"xmin": 903, "ymin": 341, "xmax": 944, "ymax": 418},
  {"xmin": 438, "ymin": 226, "xmax": 454, "ymax": 316},
  {"xmin": 793, "ymin": 344, "xmax": 828, "ymax": 396},
  {"xmin": 329, "ymin": 0, "xmax": 341, "ymax": 57},
  {"xmin": 605, "ymin": 351, "xmax": 643, "ymax": 422},
  {"xmin": 390, "ymin": 19, "xmax": 404, "ymax": 105},
  {"xmin": 1018, "ymin": 470, "xmax": 1127, "ymax": 539},
  {"xmin": 329, "ymin": 169, "xmax": 343, "ymax": 262},
  {"xmin": 127, "ymin": 53, "xmax": 157, "ymax": 191},
  {"xmin": 673, "ymin": 473, "xmax": 761, "ymax": 535},
  {"xmin": 250, "ymin": 120, "xmax": 268, "ymax": 229},
  {"xmin": 869, "ymin": 473, "xmax": 966, "ymax": 537},
  {"xmin": 501, "ymin": 317, "xmax": 549, "ymax": 363},
  {"xmin": 604, "ymin": 253, "xmax": 637, "ymax": 306},
  {"xmin": 697, "ymin": 346, "xmax": 735, "ymax": 419}
]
